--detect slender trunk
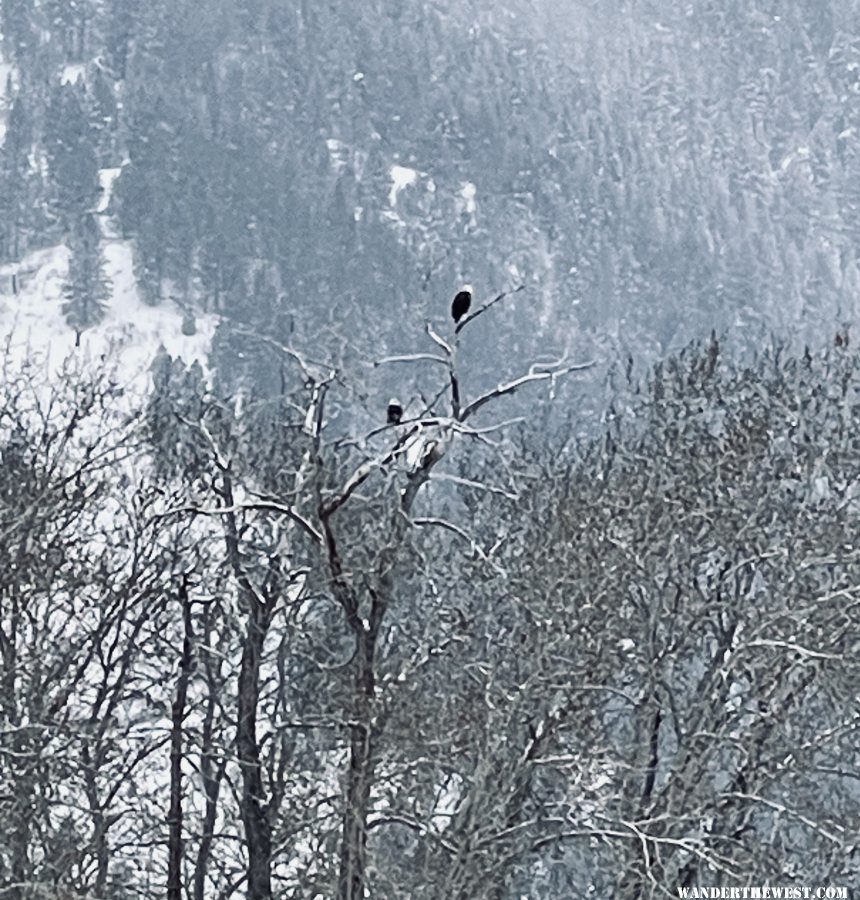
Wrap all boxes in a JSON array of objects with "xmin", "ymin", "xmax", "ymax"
[
  {"xmin": 194, "ymin": 752, "xmax": 227, "ymax": 900},
  {"xmin": 92, "ymin": 808, "xmax": 109, "ymax": 892},
  {"xmin": 167, "ymin": 581, "xmax": 194, "ymax": 900},
  {"xmin": 337, "ymin": 630, "xmax": 377, "ymax": 900},
  {"xmin": 326, "ymin": 432, "xmax": 436, "ymax": 899},
  {"xmin": 81, "ymin": 745, "xmax": 109, "ymax": 894},
  {"xmin": 8, "ymin": 817, "xmax": 30, "ymax": 900},
  {"xmin": 237, "ymin": 601, "xmax": 273, "ymax": 900},
  {"xmin": 639, "ymin": 704, "xmax": 662, "ymax": 810},
  {"xmin": 193, "ymin": 609, "xmax": 225, "ymax": 900},
  {"xmin": 618, "ymin": 696, "xmax": 663, "ymax": 900},
  {"xmin": 218, "ymin": 468, "xmax": 275, "ymax": 898},
  {"xmin": 2, "ymin": 588, "xmax": 28, "ymax": 900}
]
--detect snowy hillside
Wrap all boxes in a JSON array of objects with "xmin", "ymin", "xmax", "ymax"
[{"xmin": 0, "ymin": 166, "xmax": 217, "ymax": 394}]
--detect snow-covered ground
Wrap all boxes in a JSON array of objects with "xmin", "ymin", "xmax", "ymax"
[
  {"xmin": 59, "ymin": 62, "xmax": 86, "ymax": 86},
  {"xmin": 0, "ymin": 166, "xmax": 217, "ymax": 397},
  {"xmin": 389, "ymin": 164, "xmax": 419, "ymax": 205}
]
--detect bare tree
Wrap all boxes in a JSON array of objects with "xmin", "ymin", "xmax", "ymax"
[
  {"xmin": 166, "ymin": 293, "xmax": 592, "ymax": 899},
  {"xmin": 9, "ymin": 328, "xmax": 860, "ymax": 900},
  {"xmin": 0, "ymin": 362, "xmax": 193, "ymax": 899},
  {"xmin": 404, "ymin": 340, "xmax": 860, "ymax": 898}
]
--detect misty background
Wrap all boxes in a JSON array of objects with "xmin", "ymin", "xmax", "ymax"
[{"xmin": 2, "ymin": 1, "xmax": 858, "ymax": 383}]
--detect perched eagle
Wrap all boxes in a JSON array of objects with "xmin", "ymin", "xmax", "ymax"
[
  {"xmin": 451, "ymin": 286, "xmax": 472, "ymax": 324},
  {"xmin": 387, "ymin": 398, "xmax": 403, "ymax": 425}
]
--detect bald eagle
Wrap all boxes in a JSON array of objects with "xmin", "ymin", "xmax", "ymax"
[
  {"xmin": 451, "ymin": 287, "xmax": 472, "ymax": 324},
  {"xmin": 387, "ymin": 398, "xmax": 403, "ymax": 425}
]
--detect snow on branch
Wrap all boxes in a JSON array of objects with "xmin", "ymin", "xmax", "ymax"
[
  {"xmin": 303, "ymin": 374, "xmax": 336, "ymax": 443},
  {"xmin": 724, "ymin": 793, "xmax": 845, "ymax": 844},
  {"xmin": 461, "ymin": 359, "xmax": 595, "ymax": 421},
  {"xmin": 429, "ymin": 472, "xmax": 519, "ymax": 500},
  {"xmin": 425, "ymin": 322, "xmax": 454, "ymax": 356},
  {"xmin": 159, "ymin": 501, "xmax": 323, "ymax": 545},
  {"xmin": 455, "ymin": 284, "xmax": 524, "ymax": 335},
  {"xmin": 373, "ymin": 352, "xmax": 449, "ymax": 367},
  {"xmin": 412, "ymin": 516, "xmax": 506, "ymax": 574},
  {"xmin": 321, "ymin": 424, "xmax": 421, "ymax": 518},
  {"xmin": 176, "ymin": 413, "xmax": 230, "ymax": 471}
]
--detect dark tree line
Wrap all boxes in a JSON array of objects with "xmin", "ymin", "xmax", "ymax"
[{"xmin": 2, "ymin": 322, "xmax": 860, "ymax": 898}]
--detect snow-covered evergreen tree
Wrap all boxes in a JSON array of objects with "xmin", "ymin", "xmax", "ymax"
[{"xmin": 62, "ymin": 212, "xmax": 108, "ymax": 332}]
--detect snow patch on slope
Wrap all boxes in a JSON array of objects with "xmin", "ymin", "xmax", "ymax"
[
  {"xmin": 0, "ymin": 167, "xmax": 218, "ymax": 398},
  {"xmin": 389, "ymin": 164, "xmax": 418, "ymax": 205},
  {"xmin": 100, "ymin": 239, "xmax": 217, "ymax": 385},
  {"xmin": 0, "ymin": 243, "xmax": 214, "ymax": 393},
  {"xmin": 60, "ymin": 63, "xmax": 86, "ymax": 85}
]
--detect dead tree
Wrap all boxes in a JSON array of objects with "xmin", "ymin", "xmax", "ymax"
[
  {"xmin": 311, "ymin": 290, "xmax": 591, "ymax": 900},
  {"xmin": 172, "ymin": 290, "xmax": 592, "ymax": 899}
]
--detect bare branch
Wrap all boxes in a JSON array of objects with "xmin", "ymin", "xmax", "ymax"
[
  {"xmin": 461, "ymin": 360, "xmax": 596, "ymax": 421},
  {"xmin": 525, "ymin": 823, "xmax": 745, "ymax": 881},
  {"xmin": 724, "ymin": 793, "xmax": 845, "ymax": 844},
  {"xmin": 449, "ymin": 416, "xmax": 526, "ymax": 438},
  {"xmin": 428, "ymin": 472, "xmax": 519, "ymax": 500},
  {"xmin": 303, "ymin": 374, "xmax": 336, "ymax": 444},
  {"xmin": 228, "ymin": 324, "xmax": 333, "ymax": 383},
  {"xmin": 739, "ymin": 639, "xmax": 845, "ymax": 661},
  {"xmin": 425, "ymin": 322, "xmax": 454, "ymax": 356},
  {"xmin": 321, "ymin": 425, "xmax": 420, "ymax": 518},
  {"xmin": 159, "ymin": 502, "xmax": 323, "ymax": 545},
  {"xmin": 175, "ymin": 413, "xmax": 230, "ymax": 471},
  {"xmin": 411, "ymin": 517, "xmax": 491, "ymax": 560},
  {"xmin": 374, "ymin": 353, "xmax": 449, "ymax": 367},
  {"xmin": 454, "ymin": 285, "xmax": 525, "ymax": 335},
  {"xmin": 366, "ymin": 814, "xmax": 459, "ymax": 854}
]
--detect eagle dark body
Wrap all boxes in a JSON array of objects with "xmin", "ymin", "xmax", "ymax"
[
  {"xmin": 451, "ymin": 289, "xmax": 471, "ymax": 323},
  {"xmin": 387, "ymin": 398, "xmax": 403, "ymax": 425}
]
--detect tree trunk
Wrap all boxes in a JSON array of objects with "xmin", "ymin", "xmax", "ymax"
[
  {"xmin": 2, "ymin": 589, "xmax": 29, "ymax": 900},
  {"xmin": 81, "ymin": 745, "xmax": 109, "ymax": 895},
  {"xmin": 167, "ymin": 580, "xmax": 194, "ymax": 900},
  {"xmin": 618, "ymin": 696, "xmax": 664, "ymax": 900},
  {"xmin": 193, "ymin": 607, "xmax": 226, "ymax": 900},
  {"xmin": 238, "ymin": 600, "xmax": 274, "ymax": 900},
  {"xmin": 337, "ymin": 630, "xmax": 377, "ymax": 900}
]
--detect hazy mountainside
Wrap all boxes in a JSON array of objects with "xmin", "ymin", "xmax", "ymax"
[{"xmin": 1, "ymin": 0, "xmax": 860, "ymax": 393}]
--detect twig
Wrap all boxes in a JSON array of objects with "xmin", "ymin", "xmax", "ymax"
[{"xmin": 429, "ymin": 472, "xmax": 519, "ymax": 500}]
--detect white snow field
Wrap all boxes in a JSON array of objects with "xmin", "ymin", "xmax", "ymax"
[{"xmin": 0, "ymin": 166, "xmax": 217, "ymax": 395}]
